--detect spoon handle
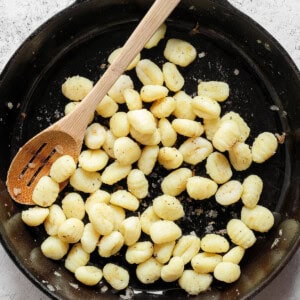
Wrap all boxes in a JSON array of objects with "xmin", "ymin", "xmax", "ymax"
[{"xmin": 57, "ymin": 0, "xmax": 180, "ymax": 138}]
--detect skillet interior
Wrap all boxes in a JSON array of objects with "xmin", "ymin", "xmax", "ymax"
[{"xmin": 0, "ymin": 0, "xmax": 299, "ymax": 299}]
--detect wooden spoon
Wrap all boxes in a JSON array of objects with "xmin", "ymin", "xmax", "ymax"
[{"xmin": 6, "ymin": 0, "xmax": 180, "ymax": 205}]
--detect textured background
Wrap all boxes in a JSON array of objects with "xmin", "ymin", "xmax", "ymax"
[{"xmin": 0, "ymin": 0, "xmax": 299, "ymax": 299}]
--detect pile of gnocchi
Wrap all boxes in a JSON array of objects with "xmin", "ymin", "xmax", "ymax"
[{"xmin": 20, "ymin": 23, "xmax": 279, "ymax": 296}]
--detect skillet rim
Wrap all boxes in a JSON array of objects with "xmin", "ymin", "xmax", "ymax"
[{"xmin": 0, "ymin": 0, "xmax": 299, "ymax": 299}]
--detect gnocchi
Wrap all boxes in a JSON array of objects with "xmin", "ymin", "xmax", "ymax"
[
  {"xmin": 213, "ymin": 262, "xmax": 241, "ymax": 283},
  {"xmin": 197, "ymin": 81, "xmax": 229, "ymax": 102},
  {"xmin": 98, "ymin": 231, "xmax": 124, "ymax": 257},
  {"xmin": 65, "ymin": 243, "xmax": 90, "ymax": 273},
  {"xmin": 161, "ymin": 256, "xmax": 184, "ymax": 282},
  {"xmin": 119, "ymin": 216, "xmax": 142, "ymax": 246},
  {"xmin": 101, "ymin": 161, "xmax": 131, "ymax": 185},
  {"xmin": 75, "ymin": 266, "xmax": 103, "ymax": 286},
  {"xmin": 140, "ymin": 84, "xmax": 168, "ymax": 102},
  {"xmin": 84, "ymin": 123, "xmax": 106, "ymax": 149},
  {"xmin": 228, "ymin": 142, "xmax": 252, "ymax": 171},
  {"xmin": 215, "ymin": 180, "xmax": 243, "ymax": 206},
  {"xmin": 178, "ymin": 270, "xmax": 213, "ymax": 295},
  {"xmin": 79, "ymin": 149, "xmax": 109, "ymax": 172},
  {"xmin": 110, "ymin": 190, "xmax": 140, "ymax": 211},
  {"xmin": 62, "ymin": 75, "xmax": 93, "ymax": 101},
  {"xmin": 212, "ymin": 120, "xmax": 240, "ymax": 152},
  {"xmin": 150, "ymin": 96, "xmax": 176, "ymax": 119},
  {"xmin": 158, "ymin": 118, "xmax": 177, "ymax": 147},
  {"xmin": 252, "ymin": 132, "xmax": 278, "ymax": 163},
  {"xmin": 135, "ymin": 59, "xmax": 164, "ymax": 86},
  {"xmin": 49, "ymin": 155, "xmax": 76, "ymax": 183},
  {"xmin": 192, "ymin": 96, "xmax": 221, "ymax": 120},
  {"xmin": 137, "ymin": 145, "xmax": 159, "ymax": 175},
  {"xmin": 136, "ymin": 257, "xmax": 162, "ymax": 284},
  {"xmin": 144, "ymin": 23, "xmax": 166, "ymax": 49},
  {"xmin": 241, "ymin": 175, "xmax": 263, "ymax": 208},
  {"xmin": 126, "ymin": 241, "xmax": 154, "ymax": 264},
  {"xmin": 103, "ymin": 263, "xmax": 129, "ymax": 290},
  {"xmin": 241, "ymin": 205, "xmax": 274, "ymax": 232},
  {"xmin": 96, "ymin": 95, "xmax": 118, "ymax": 118},
  {"xmin": 69, "ymin": 167, "xmax": 101, "ymax": 193},
  {"xmin": 227, "ymin": 219, "xmax": 256, "ymax": 249},
  {"xmin": 206, "ymin": 152, "xmax": 232, "ymax": 184},
  {"xmin": 153, "ymin": 241, "xmax": 175, "ymax": 264},
  {"xmin": 41, "ymin": 236, "xmax": 69, "ymax": 260},
  {"xmin": 127, "ymin": 109, "xmax": 157, "ymax": 135},
  {"xmin": 191, "ymin": 252, "xmax": 222, "ymax": 274},
  {"xmin": 114, "ymin": 137, "xmax": 141, "ymax": 165},
  {"xmin": 123, "ymin": 88, "xmax": 142, "ymax": 111},
  {"xmin": 222, "ymin": 246, "xmax": 245, "ymax": 264},
  {"xmin": 32, "ymin": 176, "xmax": 59, "ymax": 207},
  {"xmin": 81, "ymin": 223, "xmax": 101, "ymax": 253},
  {"xmin": 200, "ymin": 234, "xmax": 230, "ymax": 253},
  {"xmin": 58, "ymin": 218, "xmax": 84, "ymax": 244},
  {"xmin": 152, "ymin": 194, "xmax": 184, "ymax": 221},
  {"xmin": 178, "ymin": 137, "xmax": 213, "ymax": 165},
  {"xmin": 186, "ymin": 176, "xmax": 218, "ymax": 200},
  {"xmin": 150, "ymin": 220, "xmax": 182, "ymax": 244},
  {"xmin": 44, "ymin": 204, "xmax": 66, "ymax": 236},
  {"xmin": 108, "ymin": 74, "xmax": 134, "ymax": 104},
  {"xmin": 162, "ymin": 62, "xmax": 184, "ymax": 92},
  {"xmin": 158, "ymin": 147, "xmax": 183, "ymax": 169},
  {"xmin": 61, "ymin": 192, "xmax": 85, "ymax": 220},
  {"xmin": 161, "ymin": 168, "xmax": 192, "ymax": 196},
  {"xmin": 109, "ymin": 112, "xmax": 130, "ymax": 138},
  {"xmin": 173, "ymin": 91, "xmax": 196, "ymax": 120},
  {"xmin": 127, "ymin": 169, "xmax": 149, "ymax": 199},
  {"xmin": 164, "ymin": 39, "xmax": 197, "ymax": 67},
  {"xmin": 172, "ymin": 118, "xmax": 204, "ymax": 137},
  {"xmin": 172, "ymin": 235, "xmax": 201, "ymax": 264},
  {"xmin": 21, "ymin": 207, "xmax": 49, "ymax": 227}
]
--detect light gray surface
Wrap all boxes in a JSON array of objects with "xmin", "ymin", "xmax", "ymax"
[{"xmin": 0, "ymin": 0, "xmax": 299, "ymax": 299}]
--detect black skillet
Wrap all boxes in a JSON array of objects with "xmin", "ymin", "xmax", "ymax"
[{"xmin": 0, "ymin": 0, "xmax": 299, "ymax": 299}]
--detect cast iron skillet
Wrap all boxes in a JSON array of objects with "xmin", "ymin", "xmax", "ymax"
[{"xmin": 0, "ymin": 0, "xmax": 299, "ymax": 299}]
